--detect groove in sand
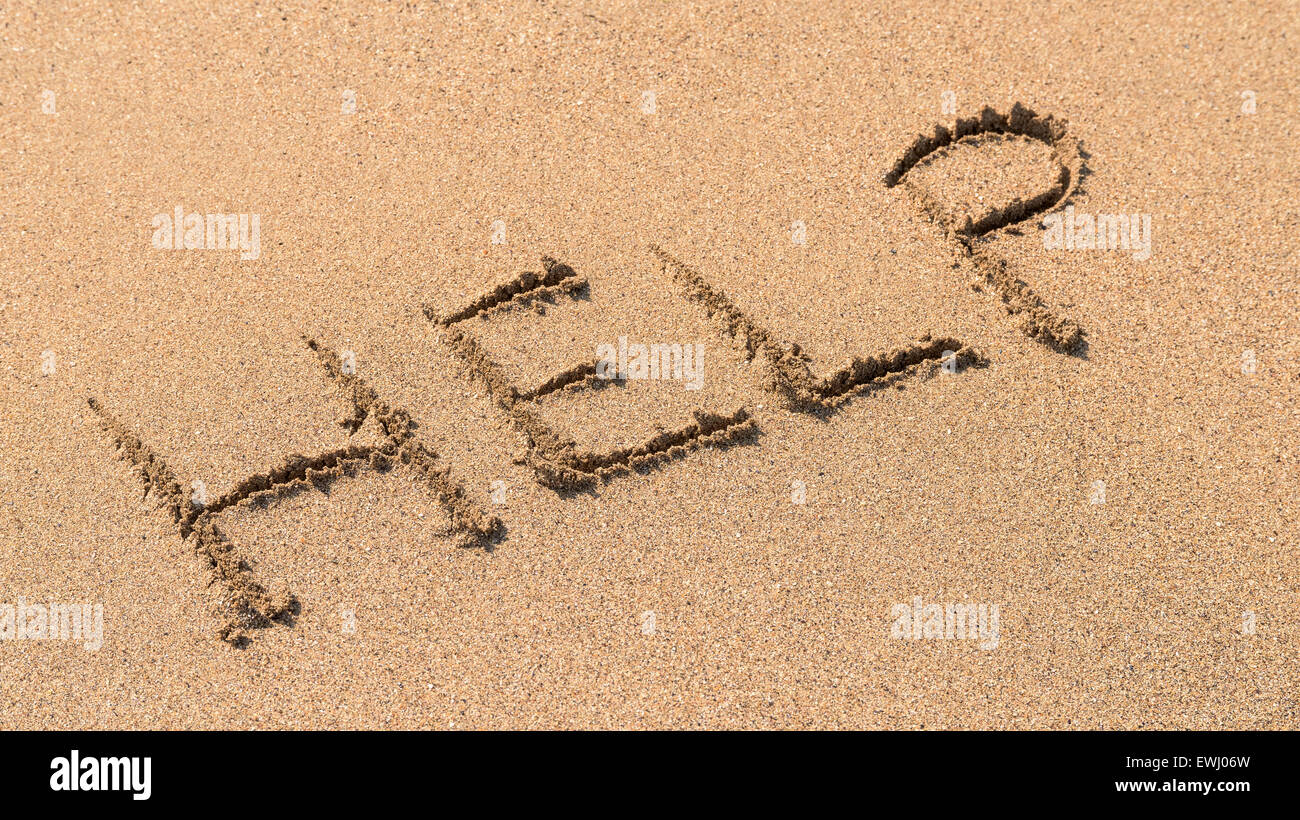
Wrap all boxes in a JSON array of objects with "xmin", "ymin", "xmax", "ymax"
[
  {"xmin": 304, "ymin": 337, "xmax": 503, "ymax": 543},
  {"xmin": 86, "ymin": 396, "xmax": 295, "ymax": 646},
  {"xmin": 425, "ymin": 256, "xmax": 588, "ymax": 326},
  {"xmin": 885, "ymin": 102, "xmax": 1085, "ymax": 351},
  {"xmin": 86, "ymin": 338, "xmax": 503, "ymax": 644},
  {"xmin": 650, "ymin": 245, "xmax": 984, "ymax": 410},
  {"xmin": 435, "ymin": 259, "xmax": 758, "ymax": 491}
]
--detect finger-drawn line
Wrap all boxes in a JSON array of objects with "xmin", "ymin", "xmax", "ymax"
[
  {"xmin": 424, "ymin": 256, "xmax": 588, "ymax": 326},
  {"xmin": 202, "ymin": 443, "xmax": 386, "ymax": 515},
  {"xmin": 526, "ymin": 408, "xmax": 755, "ymax": 491},
  {"xmin": 884, "ymin": 102, "xmax": 1085, "ymax": 351},
  {"xmin": 650, "ymin": 245, "xmax": 984, "ymax": 411},
  {"xmin": 86, "ymin": 396, "xmax": 296, "ymax": 646},
  {"xmin": 86, "ymin": 340, "xmax": 503, "ymax": 645},
  {"xmin": 518, "ymin": 360, "xmax": 603, "ymax": 401},
  {"xmin": 434, "ymin": 260, "xmax": 758, "ymax": 491},
  {"xmin": 305, "ymin": 336, "xmax": 416, "ymax": 436},
  {"xmin": 304, "ymin": 337, "xmax": 503, "ymax": 543}
]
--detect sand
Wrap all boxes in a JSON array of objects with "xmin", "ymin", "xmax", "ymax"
[{"xmin": 1, "ymin": 0, "xmax": 1297, "ymax": 728}]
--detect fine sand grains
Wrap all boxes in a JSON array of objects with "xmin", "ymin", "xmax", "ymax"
[{"xmin": 1, "ymin": 0, "xmax": 1297, "ymax": 728}]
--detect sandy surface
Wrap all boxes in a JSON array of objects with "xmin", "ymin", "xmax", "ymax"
[{"xmin": 2, "ymin": 0, "xmax": 1297, "ymax": 728}]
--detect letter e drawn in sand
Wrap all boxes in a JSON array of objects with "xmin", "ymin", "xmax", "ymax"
[
  {"xmin": 86, "ymin": 339, "xmax": 501, "ymax": 646},
  {"xmin": 429, "ymin": 256, "xmax": 758, "ymax": 492}
]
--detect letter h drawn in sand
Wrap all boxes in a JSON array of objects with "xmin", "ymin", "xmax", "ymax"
[
  {"xmin": 86, "ymin": 339, "xmax": 501, "ymax": 645},
  {"xmin": 428, "ymin": 257, "xmax": 758, "ymax": 492}
]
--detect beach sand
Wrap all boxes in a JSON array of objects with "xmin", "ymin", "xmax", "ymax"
[{"xmin": 1, "ymin": 0, "xmax": 1296, "ymax": 728}]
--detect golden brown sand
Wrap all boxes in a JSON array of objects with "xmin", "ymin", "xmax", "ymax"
[{"xmin": 1, "ymin": 0, "xmax": 1296, "ymax": 728}]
